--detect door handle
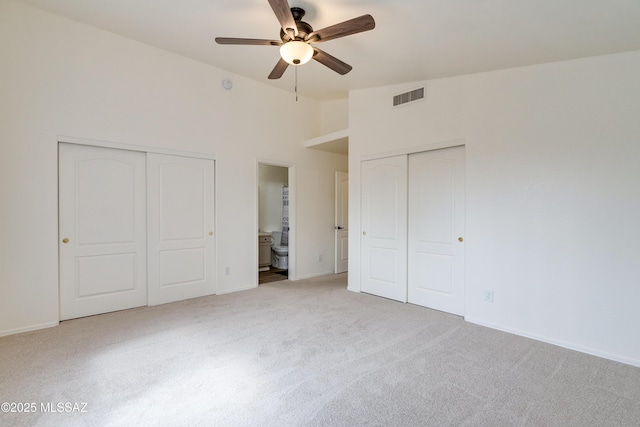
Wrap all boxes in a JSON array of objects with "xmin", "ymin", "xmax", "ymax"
[
  {"xmin": 62, "ymin": 238, "xmax": 69, "ymax": 244},
  {"xmin": 335, "ymin": 226, "xmax": 344, "ymax": 230}
]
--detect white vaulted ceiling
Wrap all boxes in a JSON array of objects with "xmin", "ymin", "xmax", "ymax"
[{"xmin": 16, "ymin": 0, "xmax": 640, "ymax": 100}]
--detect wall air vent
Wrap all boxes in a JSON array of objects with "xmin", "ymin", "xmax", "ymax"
[{"xmin": 393, "ymin": 87, "xmax": 424, "ymax": 107}]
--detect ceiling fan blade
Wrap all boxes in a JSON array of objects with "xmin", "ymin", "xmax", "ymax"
[
  {"xmin": 307, "ymin": 15, "xmax": 375, "ymax": 43},
  {"xmin": 267, "ymin": 0, "xmax": 297, "ymax": 38},
  {"xmin": 268, "ymin": 58, "xmax": 289, "ymax": 79},
  {"xmin": 215, "ymin": 37, "xmax": 282, "ymax": 46},
  {"xmin": 312, "ymin": 48, "xmax": 352, "ymax": 75}
]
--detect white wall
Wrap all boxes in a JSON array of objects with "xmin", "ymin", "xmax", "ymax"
[
  {"xmin": 294, "ymin": 147, "xmax": 347, "ymax": 278},
  {"xmin": 320, "ymin": 99, "xmax": 349, "ymax": 134},
  {"xmin": 349, "ymin": 51, "xmax": 640, "ymax": 366},
  {"xmin": 258, "ymin": 164, "xmax": 288, "ymax": 233},
  {"xmin": 0, "ymin": 0, "xmax": 345, "ymax": 335}
]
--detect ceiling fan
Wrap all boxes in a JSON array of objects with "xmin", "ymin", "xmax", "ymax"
[{"xmin": 215, "ymin": 0, "xmax": 375, "ymax": 80}]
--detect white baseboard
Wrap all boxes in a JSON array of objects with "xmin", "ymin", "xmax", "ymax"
[
  {"xmin": 0, "ymin": 321, "xmax": 59, "ymax": 338},
  {"xmin": 465, "ymin": 316, "xmax": 640, "ymax": 368}
]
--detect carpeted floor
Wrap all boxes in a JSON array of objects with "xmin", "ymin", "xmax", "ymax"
[{"xmin": 1, "ymin": 273, "xmax": 639, "ymax": 426}]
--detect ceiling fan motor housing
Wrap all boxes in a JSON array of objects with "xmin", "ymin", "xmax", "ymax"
[{"xmin": 280, "ymin": 7, "xmax": 314, "ymax": 42}]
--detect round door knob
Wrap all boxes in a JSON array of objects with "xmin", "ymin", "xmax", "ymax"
[
  {"xmin": 209, "ymin": 231, "xmax": 213, "ymax": 236},
  {"xmin": 62, "ymin": 238, "xmax": 69, "ymax": 244},
  {"xmin": 362, "ymin": 231, "xmax": 367, "ymax": 236},
  {"xmin": 458, "ymin": 237, "xmax": 464, "ymax": 242}
]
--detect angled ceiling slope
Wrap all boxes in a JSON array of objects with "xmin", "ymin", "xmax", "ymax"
[{"xmin": 17, "ymin": 0, "xmax": 640, "ymax": 100}]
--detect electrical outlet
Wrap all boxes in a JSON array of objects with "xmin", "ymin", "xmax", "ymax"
[
  {"xmin": 318, "ymin": 254, "xmax": 323, "ymax": 262},
  {"xmin": 484, "ymin": 290, "xmax": 494, "ymax": 303},
  {"xmin": 225, "ymin": 267, "xmax": 231, "ymax": 276}
]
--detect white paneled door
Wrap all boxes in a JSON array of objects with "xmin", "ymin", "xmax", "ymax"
[
  {"xmin": 147, "ymin": 154, "xmax": 215, "ymax": 306},
  {"xmin": 59, "ymin": 143, "xmax": 147, "ymax": 320},
  {"xmin": 60, "ymin": 144, "xmax": 216, "ymax": 320},
  {"xmin": 335, "ymin": 171, "xmax": 349, "ymax": 274},
  {"xmin": 361, "ymin": 155, "xmax": 408, "ymax": 302},
  {"xmin": 408, "ymin": 146, "xmax": 465, "ymax": 315}
]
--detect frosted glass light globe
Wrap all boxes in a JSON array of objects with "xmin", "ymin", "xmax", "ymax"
[{"xmin": 280, "ymin": 41, "xmax": 313, "ymax": 65}]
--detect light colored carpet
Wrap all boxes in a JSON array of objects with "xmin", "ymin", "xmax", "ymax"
[{"xmin": 1, "ymin": 273, "xmax": 639, "ymax": 426}]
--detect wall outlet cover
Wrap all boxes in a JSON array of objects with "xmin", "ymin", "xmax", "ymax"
[{"xmin": 484, "ymin": 290, "xmax": 494, "ymax": 302}]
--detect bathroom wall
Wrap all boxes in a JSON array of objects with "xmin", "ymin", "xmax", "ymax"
[{"xmin": 258, "ymin": 164, "xmax": 288, "ymax": 233}]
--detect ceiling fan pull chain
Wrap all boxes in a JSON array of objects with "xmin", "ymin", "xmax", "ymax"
[{"xmin": 295, "ymin": 65, "xmax": 298, "ymax": 102}]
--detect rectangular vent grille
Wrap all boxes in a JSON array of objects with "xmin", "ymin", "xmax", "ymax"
[{"xmin": 393, "ymin": 87, "xmax": 424, "ymax": 106}]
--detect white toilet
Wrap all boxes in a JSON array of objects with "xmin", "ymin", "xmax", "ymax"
[{"xmin": 271, "ymin": 230, "xmax": 288, "ymax": 269}]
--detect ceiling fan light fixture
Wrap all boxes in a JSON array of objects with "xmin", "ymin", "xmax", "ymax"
[{"xmin": 280, "ymin": 41, "xmax": 313, "ymax": 65}]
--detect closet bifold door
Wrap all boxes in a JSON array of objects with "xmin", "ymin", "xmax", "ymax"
[
  {"xmin": 360, "ymin": 155, "xmax": 408, "ymax": 302},
  {"xmin": 59, "ymin": 143, "xmax": 148, "ymax": 320},
  {"xmin": 146, "ymin": 153, "xmax": 215, "ymax": 306},
  {"xmin": 408, "ymin": 146, "xmax": 465, "ymax": 315}
]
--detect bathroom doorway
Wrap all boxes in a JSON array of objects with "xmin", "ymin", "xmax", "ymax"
[{"xmin": 257, "ymin": 162, "xmax": 294, "ymax": 284}]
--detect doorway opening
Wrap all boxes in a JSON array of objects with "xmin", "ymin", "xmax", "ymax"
[{"xmin": 258, "ymin": 162, "xmax": 293, "ymax": 284}]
